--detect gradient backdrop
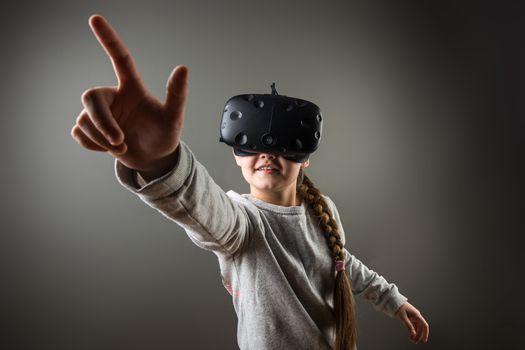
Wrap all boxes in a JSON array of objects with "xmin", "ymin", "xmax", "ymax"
[{"xmin": 1, "ymin": 1, "xmax": 523, "ymax": 349}]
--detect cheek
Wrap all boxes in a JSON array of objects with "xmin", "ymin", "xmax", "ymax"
[
  {"xmin": 288, "ymin": 165, "xmax": 302, "ymax": 178},
  {"xmin": 240, "ymin": 164, "xmax": 256, "ymax": 182}
]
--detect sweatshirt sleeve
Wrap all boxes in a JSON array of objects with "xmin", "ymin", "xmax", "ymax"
[
  {"xmin": 343, "ymin": 250, "xmax": 408, "ymax": 317},
  {"xmin": 114, "ymin": 141, "xmax": 257, "ymax": 257},
  {"xmin": 323, "ymin": 196, "xmax": 408, "ymax": 318}
]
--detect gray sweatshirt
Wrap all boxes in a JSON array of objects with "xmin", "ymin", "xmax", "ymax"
[{"xmin": 115, "ymin": 141, "xmax": 408, "ymax": 350}]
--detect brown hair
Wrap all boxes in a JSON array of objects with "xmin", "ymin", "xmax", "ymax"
[{"xmin": 297, "ymin": 169, "xmax": 357, "ymax": 350}]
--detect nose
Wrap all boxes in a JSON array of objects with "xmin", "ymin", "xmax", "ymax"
[{"xmin": 260, "ymin": 153, "xmax": 276, "ymax": 160}]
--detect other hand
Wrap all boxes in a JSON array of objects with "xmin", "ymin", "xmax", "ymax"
[{"xmin": 395, "ymin": 302, "xmax": 429, "ymax": 344}]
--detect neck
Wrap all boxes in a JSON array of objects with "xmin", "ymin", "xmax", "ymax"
[{"xmin": 250, "ymin": 187, "xmax": 302, "ymax": 207}]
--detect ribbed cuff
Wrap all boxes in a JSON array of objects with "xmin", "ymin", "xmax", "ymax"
[
  {"xmin": 114, "ymin": 141, "xmax": 193, "ymax": 200},
  {"xmin": 383, "ymin": 290, "xmax": 408, "ymax": 318}
]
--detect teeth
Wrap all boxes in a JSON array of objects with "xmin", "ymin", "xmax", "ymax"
[{"xmin": 258, "ymin": 166, "xmax": 276, "ymax": 170}]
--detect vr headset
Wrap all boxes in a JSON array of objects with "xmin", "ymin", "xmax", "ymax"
[{"xmin": 219, "ymin": 83, "xmax": 323, "ymax": 163}]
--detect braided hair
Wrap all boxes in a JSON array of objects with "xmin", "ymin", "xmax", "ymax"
[{"xmin": 297, "ymin": 169, "xmax": 357, "ymax": 350}]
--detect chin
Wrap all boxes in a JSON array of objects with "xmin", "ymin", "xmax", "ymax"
[
  {"xmin": 251, "ymin": 180, "xmax": 280, "ymax": 191},
  {"xmin": 254, "ymin": 183, "xmax": 276, "ymax": 191}
]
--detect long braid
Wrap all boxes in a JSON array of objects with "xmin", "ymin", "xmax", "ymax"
[{"xmin": 297, "ymin": 169, "xmax": 357, "ymax": 350}]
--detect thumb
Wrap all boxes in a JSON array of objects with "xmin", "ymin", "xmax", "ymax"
[{"xmin": 164, "ymin": 65, "xmax": 189, "ymax": 120}]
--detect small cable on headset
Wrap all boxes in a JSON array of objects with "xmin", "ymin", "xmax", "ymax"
[{"xmin": 271, "ymin": 82, "xmax": 278, "ymax": 95}]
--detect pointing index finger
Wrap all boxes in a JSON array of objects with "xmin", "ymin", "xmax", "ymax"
[{"xmin": 89, "ymin": 14, "xmax": 142, "ymax": 87}]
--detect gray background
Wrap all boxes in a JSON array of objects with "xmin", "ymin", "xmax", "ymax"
[{"xmin": 1, "ymin": 0, "xmax": 523, "ymax": 349}]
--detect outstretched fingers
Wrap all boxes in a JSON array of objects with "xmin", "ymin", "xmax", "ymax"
[
  {"xmin": 89, "ymin": 14, "xmax": 143, "ymax": 88},
  {"xmin": 164, "ymin": 65, "xmax": 189, "ymax": 121}
]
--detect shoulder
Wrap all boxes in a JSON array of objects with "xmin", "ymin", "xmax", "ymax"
[
  {"xmin": 226, "ymin": 190, "xmax": 253, "ymax": 208},
  {"xmin": 321, "ymin": 194, "xmax": 347, "ymax": 241},
  {"xmin": 322, "ymin": 194, "xmax": 339, "ymax": 213},
  {"xmin": 226, "ymin": 190, "xmax": 263, "ymax": 224}
]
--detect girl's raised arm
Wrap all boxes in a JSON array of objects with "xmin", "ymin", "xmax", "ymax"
[{"xmin": 72, "ymin": 15, "xmax": 254, "ymax": 256}]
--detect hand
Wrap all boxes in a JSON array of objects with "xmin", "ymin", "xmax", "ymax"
[
  {"xmin": 395, "ymin": 302, "xmax": 429, "ymax": 344},
  {"xmin": 71, "ymin": 14, "xmax": 189, "ymax": 174}
]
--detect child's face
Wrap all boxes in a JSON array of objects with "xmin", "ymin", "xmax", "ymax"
[{"xmin": 234, "ymin": 152, "xmax": 309, "ymax": 202}]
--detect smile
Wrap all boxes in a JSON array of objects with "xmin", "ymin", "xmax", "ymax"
[{"xmin": 256, "ymin": 166, "xmax": 279, "ymax": 173}]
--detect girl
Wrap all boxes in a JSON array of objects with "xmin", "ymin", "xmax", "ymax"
[{"xmin": 71, "ymin": 14, "xmax": 430, "ymax": 350}]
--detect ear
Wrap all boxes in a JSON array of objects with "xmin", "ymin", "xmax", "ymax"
[{"xmin": 301, "ymin": 159, "xmax": 310, "ymax": 169}]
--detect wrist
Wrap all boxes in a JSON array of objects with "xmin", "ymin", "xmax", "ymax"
[{"xmin": 138, "ymin": 146, "xmax": 180, "ymax": 182}]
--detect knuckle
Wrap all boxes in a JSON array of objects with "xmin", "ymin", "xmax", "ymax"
[
  {"xmin": 81, "ymin": 88, "xmax": 96, "ymax": 105},
  {"xmin": 91, "ymin": 118, "xmax": 105, "ymax": 131},
  {"xmin": 72, "ymin": 128, "xmax": 90, "ymax": 148},
  {"xmin": 71, "ymin": 125, "xmax": 80, "ymax": 139},
  {"xmin": 76, "ymin": 112, "xmax": 88, "ymax": 126}
]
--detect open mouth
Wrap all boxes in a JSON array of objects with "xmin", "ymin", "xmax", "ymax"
[{"xmin": 256, "ymin": 166, "xmax": 279, "ymax": 173}]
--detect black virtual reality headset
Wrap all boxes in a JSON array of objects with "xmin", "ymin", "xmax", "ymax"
[{"xmin": 219, "ymin": 83, "xmax": 322, "ymax": 163}]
